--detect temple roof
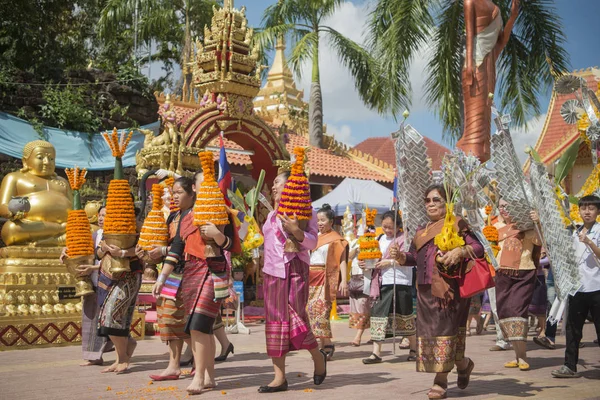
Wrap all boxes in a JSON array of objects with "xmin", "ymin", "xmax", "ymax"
[
  {"xmin": 207, "ymin": 132, "xmax": 393, "ymax": 183},
  {"xmin": 354, "ymin": 136, "xmax": 450, "ymax": 171},
  {"xmin": 528, "ymin": 68, "xmax": 599, "ymax": 166}
]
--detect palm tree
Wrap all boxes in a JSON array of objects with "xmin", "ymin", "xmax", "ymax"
[
  {"xmin": 366, "ymin": 0, "xmax": 569, "ymax": 144},
  {"xmin": 257, "ymin": 0, "xmax": 383, "ymax": 148},
  {"xmin": 97, "ymin": 0, "xmax": 217, "ymax": 88}
]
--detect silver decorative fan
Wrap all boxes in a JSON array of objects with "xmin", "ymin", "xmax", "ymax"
[
  {"xmin": 560, "ymin": 99, "xmax": 584, "ymax": 125},
  {"xmin": 555, "ymin": 74, "xmax": 585, "ymax": 95}
]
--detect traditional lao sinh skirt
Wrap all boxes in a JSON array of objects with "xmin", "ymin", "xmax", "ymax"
[
  {"xmin": 496, "ymin": 268, "xmax": 536, "ymax": 341},
  {"xmin": 263, "ymin": 258, "xmax": 318, "ymax": 358},
  {"xmin": 416, "ymin": 284, "xmax": 470, "ymax": 373},
  {"xmin": 370, "ymin": 284, "xmax": 416, "ymax": 341},
  {"xmin": 349, "ymin": 275, "xmax": 371, "ymax": 330},
  {"xmin": 181, "ymin": 257, "xmax": 222, "ymax": 335},
  {"xmin": 307, "ymin": 265, "xmax": 334, "ymax": 338},
  {"xmin": 97, "ymin": 268, "xmax": 142, "ymax": 337},
  {"xmin": 157, "ymin": 295, "xmax": 190, "ymax": 342}
]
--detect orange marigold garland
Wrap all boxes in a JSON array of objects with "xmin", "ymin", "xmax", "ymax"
[
  {"xmin": 194, "ymin": 151, "xmax": 229, "ymax": 226},
  {"xmin": 64, "ymin": 166, "xmax": 94, "ymax": 257},
  {"xmin": 138, "ymin": 184, "xmax": 169, "ymax": 251},
  {"xmin": 102, "ymin": 128, "xmax": 137, "ymax": 235},
  {"xmin": 483, "ymin": 204, "xmax": 500, "ymax": 258},
  {"xmin": 358, "ymin": 208, "xmax": 382, "ymax": 261},
  {"xmin": 103, "ymin": 180, "xmax": 137, "ymax": 234},
  {"xmin": 277, "ymin": 147, "xmax": 312, "ymax": 219}
]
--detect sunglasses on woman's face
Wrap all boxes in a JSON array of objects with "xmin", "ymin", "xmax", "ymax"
[{"xmin": 424, "ymin": 197, "xmax": 444, "ymax": 205}]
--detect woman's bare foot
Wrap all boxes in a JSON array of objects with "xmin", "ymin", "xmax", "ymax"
[
  {"xmin": 203, "ymin": 378, "xmax": 217, "ymax": 389},
  {"xmin": 101, "ymin": 362, "xmax": 118, "ymax": 373},
  {"xmin": 186, "ymin": 376, "xmax": 205, "ymax": 395},
  {"xmin": 80, "ymin": 359, "xmax": 103, "ymax": 366},
  {"xmin": 115, "ymin": 361, "xmax": 130, "ymax": 374}
]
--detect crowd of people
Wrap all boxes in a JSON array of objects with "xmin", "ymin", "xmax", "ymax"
[{"xmin": 64, "ymin": 167, "xmax": 600, "ymax": 398}]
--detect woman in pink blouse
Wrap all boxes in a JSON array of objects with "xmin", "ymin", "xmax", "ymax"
[{"xmin": 258, "ymin": 169, "xmax": 327, "ymax": 393}]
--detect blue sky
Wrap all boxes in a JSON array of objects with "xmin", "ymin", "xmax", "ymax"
[{"xmin": 159, "ymin": 1, "xmax": 600, "ymax": 160}]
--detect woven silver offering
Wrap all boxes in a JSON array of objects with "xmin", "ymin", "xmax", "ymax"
[
  {"xmin": 490, "ymin": 130, "xmax": 534, "ymax": 231},
  {"xmin": 528, "ymin": 159, "xmax": 581, "ymax": 302},
  {"xmin": 394, "ymin": 124, "xmax": 431, "ymax": 250}
]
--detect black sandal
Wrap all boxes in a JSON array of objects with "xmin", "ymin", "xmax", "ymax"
[
  {"xmin": 407, "ymin": 350, "xmax": 417, "ymax": 362},
  {"xmin": 362, "ymin": 353, "xmax": 382, "ymax": 364},
  {"xmin": 323, "ymin": 344, "xmax": 335, "ymax": 360}
]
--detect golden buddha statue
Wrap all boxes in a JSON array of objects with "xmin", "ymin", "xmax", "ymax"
[{"xmin": 0, "ymin": 140, "xmax": 72, "ymax": 246}]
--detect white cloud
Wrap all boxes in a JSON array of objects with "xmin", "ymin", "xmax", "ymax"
[
  {"xmin": 326, "ymin": 123, "xmax": 355, "ymax": 146},
  {"xmin": 511, "ymin": 114, "xmax": 546, "ymax": 164}
]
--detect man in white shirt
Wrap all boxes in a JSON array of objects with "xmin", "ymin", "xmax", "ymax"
[{"xmin": 552, "ymin": 195, "xmax": 600, "ymax": 378}]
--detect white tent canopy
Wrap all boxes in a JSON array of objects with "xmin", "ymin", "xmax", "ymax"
[{"xmin": 312, "ymin": 178, "xmax": 393, "ymax": 216}]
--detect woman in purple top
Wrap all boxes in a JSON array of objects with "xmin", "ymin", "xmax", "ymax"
[
  {"xmin": 258, "ymin": 169, "xmax": 327, "ymax": 393},
  {"xmin": 391, "ymin": 184, "xmax": 484, "ymax": 400}
]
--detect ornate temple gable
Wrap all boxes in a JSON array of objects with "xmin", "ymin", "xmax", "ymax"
[
  {"xmin": 527, "ymin": 67, "xmax": 599, "ymax": 167},
  {"xmin": 140, "ymin": 0, "xmax": 287, "ymax": 182},
  {"xmin": 192, "ymin": 0, "xmax": 262, "ymax": 112}
]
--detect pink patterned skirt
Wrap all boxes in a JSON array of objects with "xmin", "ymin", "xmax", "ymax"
[{"xmin": 263, "ymin": 258, "xmax": 318, "ymax": 357}]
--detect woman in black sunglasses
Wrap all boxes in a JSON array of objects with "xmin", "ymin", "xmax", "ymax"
[{"xmin": 390, "ymin": 184, "xmax": 484, "ymax": 399}]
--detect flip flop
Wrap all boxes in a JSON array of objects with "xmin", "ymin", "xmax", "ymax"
[
  {"xmin": 350, "ymin": 341, "xmax": 361, "ymax": 347},
  {"xmin": 457, "ymin": 358, "xmax": 475, "ymax": 389},
  {"xmin": 149, "ymin": 374, "xmax": 181, "ymax": 381}
]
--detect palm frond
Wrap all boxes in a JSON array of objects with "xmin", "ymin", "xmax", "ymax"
[
  {"xmin": 366, "ymin": 0, "xmax": 435, "ymax": 116},
  {"xmin": 324, "ymin": 26, "xmax": 409, "ymax": 114},
  {"xmin": 287, "ymin": 30, "xmax": 317, "ymax": 79},
  {"xmin": 497, "ymin": 34, "xmax": 542, "ymax": 128},
  {"xmin": 496, "ymin": 0, "xmax": 570, "ymax": 127},
  {"xmin": 513, "ymin": 0, "xmax": 570, "ymax": 85},
  {"xmin": 425, "ymin": 0, "xmax": 464, "ymax": 143},
  {"xmin": 253, "ymin": 24, "xmax": 300, "ymax": 54}
]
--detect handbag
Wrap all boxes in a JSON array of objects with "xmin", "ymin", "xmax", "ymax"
[
  {"xmin": 160, "ymin": 272, "xmax": 183, "ymax": 300},
  {"xmin": 348, "ymin": 275, "xmax": 364, "ymax": 296},
  {"xmin": 207, "ymin": 257, "xmax": 230, "ymax": 301},
  {"xmin": 459, "ymin": 258, "xmax": 495, "ymax": 298}
]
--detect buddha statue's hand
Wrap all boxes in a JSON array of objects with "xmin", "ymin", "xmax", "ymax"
[{"xmin": 9, "ymin": 211, "xmax": 26, "ymax": 221}]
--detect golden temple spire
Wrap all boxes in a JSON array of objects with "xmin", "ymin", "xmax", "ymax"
[{"xmin": 266, "ymin": 35, "xmax": 295, "ymax": 88}]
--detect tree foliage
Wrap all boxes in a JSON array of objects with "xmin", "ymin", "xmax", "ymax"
[{"xmin": 366, "ymin": 0, "xmax": 570, "ymax": 142}]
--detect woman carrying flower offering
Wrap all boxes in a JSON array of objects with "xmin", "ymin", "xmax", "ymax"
[
  {"xmin": 361, "ymin": 210, "xmax": 417, "ymax": 365},
  {"xmin": 259, "ymin": 164, "xmax": 327, "ymax": 394},
  {"xmin": 95, "ymin": 128, "xmax": 142, "ymax": 374},
  {"xmin": 494, "ymin": 198, "xmax": 541, "ymax": 372},
  {"xmin": 159, "ymin": 157, "xmax": 240, "ymax": 394},
  {"xmin": 390, "ymin": 184, "xmax": 484, "ymax": 400},
  {"xmin": 141, "ymin": 181, "xmax": 193, "ymax": 382},
  {"xmin": 307, "ymin": 203, "xmax": 348, "ymax": 360}
]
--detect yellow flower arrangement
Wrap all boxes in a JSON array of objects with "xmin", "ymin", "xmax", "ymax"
[
  {"xmin": 194, "ymin": 151, "xmax": 229, "ymax": 226},
  {"xmin": 102, "ymin": 128, "xmax": 133, "ymax": 158},
  {"xmin": 101, "ymin": 128, "xmax": 137, "ymax": 235},
  {"xmin": 104, "ymin": 180, "xmax": 137, "ymax": 234},
  {"xmin": 64, "ymin": 165, "xmax": 94, "ymax": 257},
  {"xmin": 138, "ymin": 184, "xmax": 169, "ymax": 251},
  {"xmin": 434, "ymin": 203, "xmax": 465, "ymax": 252},
  {"xmin": 358, "ymin": 208, "xmax": 382, "ymax": 261},
  {"xmin": 277, "ymin": 147, "xmax": 312, "ymax": 220},
  {"xmin": 66, "ymin": 210, "xmax": 95, "ymax": 257}
]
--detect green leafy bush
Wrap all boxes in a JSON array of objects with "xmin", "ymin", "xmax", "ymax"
[{"xmin": 40, "ymin": 84, "xmax": 101, "ymax": 133}]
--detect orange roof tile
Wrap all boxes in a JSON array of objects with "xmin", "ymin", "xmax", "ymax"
[
  {"xmin": 286, "ymin": 134, "xmax": 392, "ymax": 183},
  {"xmin": 354, "ymin": 136, "xmax": 450, "ymax": 170},
  {"xmin": 532, "ymin": 70, "xmax": 598, "ymax": 165}
]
